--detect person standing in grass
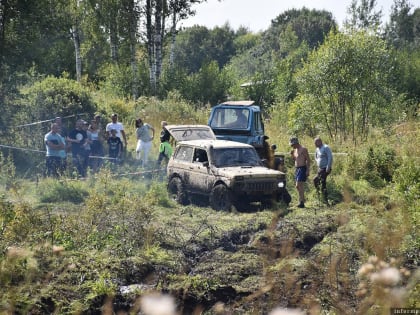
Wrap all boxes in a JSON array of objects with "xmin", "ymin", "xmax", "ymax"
[
  {"xmin": 88, "ymin": 119, "xmax": 104, "ymax": 172},
  {"xmin": 290, "ymin": 136, "xmax": 310, "ymax": 208},
  {"xmin": 313, "ymin": 136, "xmax": 333, "ymax": 204},
  {"xmin": 107, "ymin": 129, "xmax": 123, "ymax": 164},
  {"xmin": 44, "ymin": 122, "xmax": 65, "ymax": 177},
  {"xmin": 68, "ymin": 119, "xmax": 88, "ymax": 177},
  {"xmin": 106, "ymin": 113, "xmax": 127, "ymax": 148},
  {"xmin": 135, "ymin": 118, "xmax": 155, "ymax": 168},
  {"xmin": 156, "ymin": 121, "xmax": 172, "ymax": 167}
]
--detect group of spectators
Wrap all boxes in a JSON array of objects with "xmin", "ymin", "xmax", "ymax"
[{"xmin": 44, "ymin": 113, "xmax": 172, "ymax": 178}]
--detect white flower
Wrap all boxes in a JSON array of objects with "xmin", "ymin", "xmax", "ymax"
[
  {"xmin": 269, "ymin": 307, "xmax": 305, "ymax": 315},
  {"xmin": 140, "ymin": 294, "xmax": 177, "ymax": 315},
  {"xmin": 371, "ymin": 267, "xmax": 401, "ymax": 286}
]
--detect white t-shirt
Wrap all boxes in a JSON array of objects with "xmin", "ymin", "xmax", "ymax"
[{"xmin": 106, "ymin": 122, "xmax": 124, "ymax": 139}]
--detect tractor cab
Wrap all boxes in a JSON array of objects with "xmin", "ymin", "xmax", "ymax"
[{"xmin": 208, "ymin": 101, "xmax": 266, "ymax": 149}]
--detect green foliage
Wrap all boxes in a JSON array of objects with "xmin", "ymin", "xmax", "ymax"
[
  {"xmin": 294, "ymin": 31, "xmax": 397, "ymax": 140},
  {"xmin": 19, "ymin": 75, "xmax": 97, "ymax": 123},
  {"xmin": 83, "ymin": 271, "xmax": 117, "ymax": 298},
  {"xmin": 273, "ymin": 31, "xmax": 309, "ymax": 104},
  {"xmin": 344, "ymin": 0, "xmax": 383, "ymax": 31},
  {"xmin": 143, "ymin": 182, "xmax": 172, "ymax": 207},
  {"xmin": 95, "ymin": 94, "xmax": 136, "ymax": 123},
  {"xmin": 0, "ymin": 247, "xmax": 39, "ymax": 286},
  {"xmin": 168, "ymin": 274, "xmax": 221, "ymax": 298},
  {"xmin": 287, "ymin": 94, "xmax": 320, "ymax": 137},
  {"xmin": 385, "ymin": 1, "xmax": 420, "ymax": 48},
  {"xmin": 0, "ymin": 201, "xmax": 44, "ymax": 245},
  {"xmin": 393, "ymin": 158, "xmax": 420, "ymax": 203},
  {"xmin": 390, "ymin": 48, "xmax": 420, "ymax": 106},
  {"xmin": 0, "ymin": 152, "xmax": 19, "ymax": 191},
  {"xmin": 132, "ymin": 93, "xmax": 206, "ymax": 125},
  {"xmin": 98, "ymin": 63, "xmax": 138, "ymax": 98},
  {"xmin": 265, "ymin": 8, "xmax": 336, "ymax": 51},
  {"xmin": 181, "ymin": 61, "xmax": 233, "ymax": 105},
  {"xmin": 345, "ymin": 145, "xmax": 399, "ymax": 188},
  {"xmin": 79, "ymin": 172, "xmax": 155, "ymax": 255},
  {"xmin": 97, "ymin": 58, "xmax": 151, "ymax": 99},
  {"xmin": 233, "ymin": 31, "xmax": 261, "ymax": 54},
  {"xmin": 37, "ymin": 179, "xmax": 89, "ymax": 204},
  {"xmin": 172, "ymin": 24, "xmax": 237, "ymax": 74}
]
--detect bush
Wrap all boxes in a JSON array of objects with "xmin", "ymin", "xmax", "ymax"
[
  {"xmin": 143, "ymin": 181, "xmax": 172, "ymax": 207},
  {"xmin": 393, "ymin": 158, "xmax": 420, "ymax": 204},
  {"xmin": 345, "ymin": 145, "xmax": 399, "ymax": 188},
  {"xmin": 38, "ymin": 179, "xmax": 89, "ymax": 203}
]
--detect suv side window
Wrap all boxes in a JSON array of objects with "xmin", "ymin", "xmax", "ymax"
[
  {"xmin": 193, "ymin": 148, "xmax": 208, "ymax": 163},
  {"xmin": 174, "ymin": 146, "xmax": 193, "ymax": 162}
]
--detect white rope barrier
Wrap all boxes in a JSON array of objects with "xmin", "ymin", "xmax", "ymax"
[{"xmin": 14, "ymin": 113, "xmax": 88, "ymax": 128}]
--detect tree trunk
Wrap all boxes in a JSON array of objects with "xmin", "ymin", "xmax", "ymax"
[
  {"xmin": 146, "ymin": 0, "xmax": 156, "ymax": 94},
  {"xmin": 109, "ymin": 20, "xmax": 118, "ymax": 62},
  {"xmin": 71, "ymin": 25, "xmax": 82, "ymax": 82},
  {"xmin": 154, "ymin": 0, "xmax": 163, "ymax": 92},
  {"xmin": 128, "ymin": 0, "xmax": 139, "ymax": 99},
  {"xmin": 169, "ymin": 6, "xmax": 177, "ymax": 66}
]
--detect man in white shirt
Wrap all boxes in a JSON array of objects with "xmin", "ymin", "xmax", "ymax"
[{"xmin": 105, "ymin": 113, "xmax": 127, "ymax": 148}]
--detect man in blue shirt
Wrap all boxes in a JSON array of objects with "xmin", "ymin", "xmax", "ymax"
[
  {"xmin": 45, "ymin": 123, "xmax": 65, "ymax": 177},
  {"xmin": 313, "ymin": 137, "xmax": 333, "ymax": 204}
]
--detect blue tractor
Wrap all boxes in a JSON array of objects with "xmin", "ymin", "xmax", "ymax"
[{"xmin": 208, "ymin": 100, "xmax": 285, "ymax": 172}]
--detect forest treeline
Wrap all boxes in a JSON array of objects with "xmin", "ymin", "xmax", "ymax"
[{"xmin": 0, "ymin": 0, "xmax": 419, "ymax": 156}]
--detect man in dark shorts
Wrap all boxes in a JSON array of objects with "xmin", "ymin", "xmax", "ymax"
[{"xmin": 290, "ymin": 137, "xmax": 310, "ymax": 208}]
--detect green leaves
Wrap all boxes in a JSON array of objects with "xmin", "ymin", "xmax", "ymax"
[{"xmin": 293, "ymin": 31, "xmax": 396, "ymax": 140}]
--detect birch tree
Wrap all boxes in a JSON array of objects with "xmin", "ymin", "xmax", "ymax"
[
  {"xmin": 145, "ymin": 0, "xmax": 207, "ymax": 95},
  {"xmin": 68, "ymin": 0, "xmax": 84, "ymax": 82}
]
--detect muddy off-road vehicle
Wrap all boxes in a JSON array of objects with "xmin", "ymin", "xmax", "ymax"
[
  {"xmin": 166, "ymin": 125, "xmax": 291, "ymax": 211},
  {"xmin": 208, "ymin": 100, "xmax": 285, "ymax": 171}
]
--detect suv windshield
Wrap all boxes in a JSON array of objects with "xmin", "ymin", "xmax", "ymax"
[{"xmin": 213, "ymin": 147, "xmax": 261, "ymax": 167}]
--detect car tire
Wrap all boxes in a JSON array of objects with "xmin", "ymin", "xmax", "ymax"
[
  {"xmin": 261, "ymin": 198, "xmax": 273, "ymax": 209},
  {"xmin": 277, "ymin": 189, "xmax": 291, "ymax": 206},
  {"xmin": 168, "ymin": 177, "xmax": 188, "ymax": 205},
  {"xmin": 210, "ymin": 184, "xmax": 232, "ymax": 211}
]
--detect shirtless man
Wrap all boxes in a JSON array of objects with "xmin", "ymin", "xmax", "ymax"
[{"xmin": 290, "ymin": 137, "xmax": 310, "ymax": 208}]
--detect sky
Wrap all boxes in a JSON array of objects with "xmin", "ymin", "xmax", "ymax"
[{"xmin": 180, "ymin": 0, "xmax": 414, "ymax": 32}]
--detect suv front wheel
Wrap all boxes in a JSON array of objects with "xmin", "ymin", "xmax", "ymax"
[
  {"xmin": 209, "ymin": 184, "xmax": 232, "ymax": 211},
  {"xmin": 168, "ymin": 177, "xmax": 188, "ymax": 205}
]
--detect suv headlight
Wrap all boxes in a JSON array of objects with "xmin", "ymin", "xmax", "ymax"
[{"xmin": 277, "ymin": 181, "xmax": 285, "ymax": 188}]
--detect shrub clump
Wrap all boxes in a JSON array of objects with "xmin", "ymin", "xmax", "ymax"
[{"xmin": 38, "ymin": 179, "xmax": 89, "ymax": 203}]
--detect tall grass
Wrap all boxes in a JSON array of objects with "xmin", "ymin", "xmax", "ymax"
[{"xmin": 0, "ymin": 98, "xmax": 418, "ymax": 314}]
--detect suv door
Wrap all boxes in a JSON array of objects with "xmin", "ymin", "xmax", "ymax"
[
  {"xmin": 172, "ymin": 145, "xmax": 194, "ymax": 182},
  {"xmin": 188, "ymin": 148, "xmax": 212, "ymax": 194}
]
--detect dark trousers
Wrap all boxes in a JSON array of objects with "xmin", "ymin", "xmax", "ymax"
[
  {"xmin": 46, "ymin": 156, "xmax": 61, "ymax": 177},
  {"xmin": 313, "ymin": 168, "xmax": 329, "ymax": 201},
  {"xmin": 72, "ymin": 152, "xmax": 87, "ymax": 177},
  {"xmin": 156, "ymin": 152, "xmax": 169, "ymax": 167}
]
